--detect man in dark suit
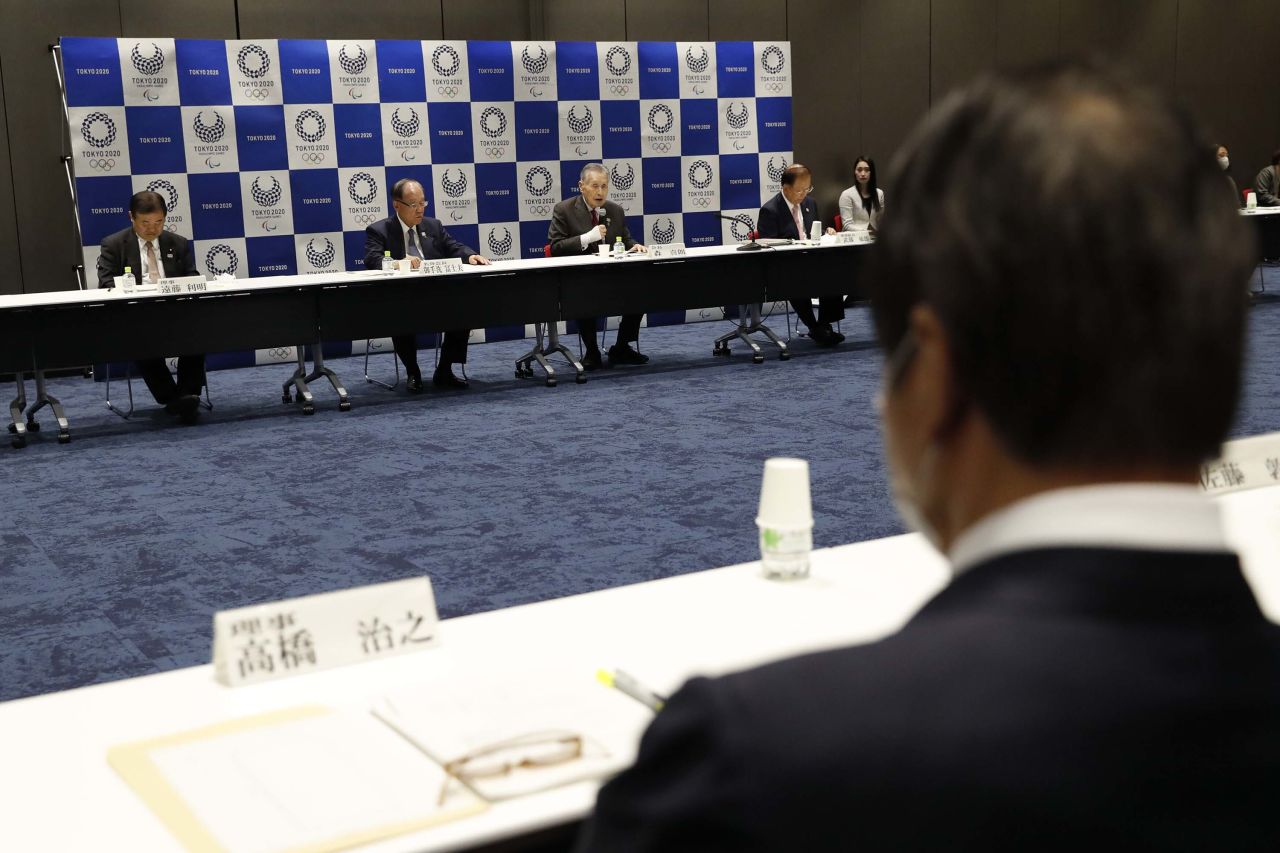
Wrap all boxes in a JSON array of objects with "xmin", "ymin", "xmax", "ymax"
[
  {"xmin": 96, "ymin": 190, "xmax": 204, "ymax": 424},
  {"xmin": 363, "ymin": 178, "xmax": 490, "ymax": 391},
  {"xmin": 576, "ymin": 63, "xmax": 1280, "ymax": 851},
  {"xmin": 547, "ymin": 163, "xmax": 648, "ymax": 371},
  {"xmin": 757, "ymin": 164, "xmax": 845, "ymax": 347}
]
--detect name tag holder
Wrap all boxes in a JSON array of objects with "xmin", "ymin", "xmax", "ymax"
[
  {"xmin": 212, "ymin": 577, "xmax": 440, "ymax": 687},
  {"xmin": 421, "ymin": 258, "xmax": 465, "ymax": 276},
  {"xmin": 648, "ymin": 242, "xmax": 687, "ymax": 259}
]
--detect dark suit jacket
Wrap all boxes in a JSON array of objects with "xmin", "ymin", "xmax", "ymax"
[
  {"xmin": 577, "ymin": 547, "xmax": 1280, "ymax": 851},
  {"xmin": 97, "ymin": 226, "xmax": 197, "ymax": 288},
  {"xmin": 756, "ymin": 191, "xmax": 816, "ymax": 240},
  {"xmin": 547, "ymin": 196, "xmax": 636, "ymax": 257},
  {"xmin": 363, "ymin": 214, "xmax": 477, "ymax": 270}
]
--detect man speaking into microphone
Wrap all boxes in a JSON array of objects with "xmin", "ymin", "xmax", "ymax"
[{"xmin": 547, "ymin": 163, "xmax": 648, "ymax": 370}]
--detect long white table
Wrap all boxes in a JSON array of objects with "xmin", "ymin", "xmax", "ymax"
[{"xmin": 2, "ymin": 478, "xmax": 1279, "ymax": 852}]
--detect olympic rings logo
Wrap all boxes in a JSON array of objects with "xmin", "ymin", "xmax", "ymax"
[
  {"xmin": 761, "ymin": 45, "xmax": 786, "ymax": 75},
  {"xmin": 566, "ymin": 104, "xmax": 593, "ymax": 134},
  {"xmin": 86, "ymin": 159, "xmax": 117, "ymax": 171},
  {"xmin": 205, "ymin": 244, "xmax": 239, "ymax": 276},
  {"xmin": 646, "ymin": 103, "xmax": 674, "ymax": 134},
  {"xmin": 250, "ymin": 175, "xmax": 283, "ymax": 206},
  {"xmin": 604, "ymin": 46, "xmax": 631, "ymax": 76},
  {"xmin": 483, "ymin": 148, "xmax": 505, "ymax": 159},
  {"xmin": 191, "ymin": 109, "xmax": 225, "ymax": 144},
  {"xmin": 299, "ymin": 152, "xmax": 327, "ymax": 165},
  {"xmin": 521, "ymin": 45, "xmax": 549, "ymax": 75},
  {"xmin": 338, "ymin": 43, "xmax": 368, "ymax": 75},
  {"xmin": 347, "ymin": 171, "xmax": 379, "ymax": 205},
  {"xmin": 479, "ymin": 106, "xmax": 508, "ymax": 138},
  {"xmin": 648, "ymin": 142, "xmax": 673, "ymax": 153},
  {"xmin": 81, "ymin": 111, "xmax": 116, "ymax": 148},
  {"xmin": 237, "ymin": 44, "xmax": 270, "ymax": 78},
  {"xmin": 242, "ymin": 87, "xmax": 271, "ymax": 101},
  {"xmin": 684, "ymin": 45, "xmax": 709, "ymax": 74},
  {"xmin": 432, "ymin": 45, "xmax": 461, "ymax": 77},
  {"xmin": 692, "ymin": 198, "xmax": 713, "ymax": 208},
  {"xmin": 607, "ymin": 84, "xmax": 630, "ymax": 96},
  {"xmin": 294, "ymin": 109, "xmax": 327, "ymax": 142},
  {"xmin": 390, "ymin": 106, "xmax": 420, "ymax": 137},
  {"xmin": 436, "ymin": 85, "xmax": 461, "ymax": 98},
  {"xmin": 353, "ymin": 212, "xmax": 381, "ymax": 224},
  {"xmin": 688, "ymin": 159, "xmax": 714, "ymax": 190},
  {"xmin": 269, "ymin": 347, "xmax": 293, "ymax": 360},
  {"xmin": 763, "ymin": 82, "xmax": 785, "ymax": 93},
  {"xmin": 131, "ymin": 42, "xmax": 164, "ymax": 75}
]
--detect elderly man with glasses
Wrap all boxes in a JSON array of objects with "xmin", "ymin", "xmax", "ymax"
[
  {"xmin": 757, "ymin": 163, "xmax": 845, "ymax": 347},
  {"xmin": 364, "ymin": 178, "xmax": 490, "ymax": 391}
]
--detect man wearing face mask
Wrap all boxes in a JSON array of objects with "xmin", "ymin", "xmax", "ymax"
[
  {"xmin": 547, "ymin": 163, "xmax": 647, "ymax": 371},
  {"xmin": 1215, "ymin": 144, "xmax": 1240, "ymax": 204},
  {"xmin": 576, "ymin": 63, "xmax": 1280, "ymax": 852}
]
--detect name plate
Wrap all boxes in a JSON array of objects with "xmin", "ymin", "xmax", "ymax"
[
  {"xmin": 213, "ymin": 577, "xmax": 439, "ymax": 687},
  {"xmin": 422, "ymin": 258, "xmax": 465, "ymax": 276},
  {"xmin": 649, "ymin": 242, "xmax": 687, "ymax": 259},
  {"xmin": 157, "ymin": 275, "xmax": 209, "ymax": 294},
  {"xmin": 1200, "ymin": 433, "xmax": 1280, "ymax": 496}
]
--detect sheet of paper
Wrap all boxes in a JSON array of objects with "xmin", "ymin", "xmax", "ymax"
[
  {"xmin": 373, "ymin": 668, "xmax": 654, "ymax": 801},
  {"xmin": 110, "ymin": 706, "xmax": 485, "ymax": 853}
]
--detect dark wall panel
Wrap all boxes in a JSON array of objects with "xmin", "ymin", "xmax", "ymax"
[
  {"xmin": 860, "ymin": 0, "xmax": 929, "ymax": 190},
  {"xmin": 624, "ymin": 0, "xmax": 708, "ymax": 42},
  {"xmin": 239, "ymin": 0, "xmax": 443, "ymax": 39},
  {"xmin": 2, "ymin": 2, "xmax": 121, "ymax": 293},
  {"xmin": 442, "ymin": 0, "xmax": 532, "ymax": 41},
  {"xmin": 931, "ymin": 0, "xmax": 997, "ymax": 103},
  {"xmin": 0, "ymin": 57, "xmax": 21, "ymax": 296},
  {"xmin": 1176, "ymin": 0, "xmax": 1280, "ymax": 191},
  {"xmin": 543, "ymin": 0, "xmax": 626, "ymax": 42},
  {"xmin": 787, "ymin": 2, "xmax": 860, "ymax": 221},
  {"xmin": 1061, "ymin": 0, "xmax": 1176, "ymax": 91},
  {"xmin": 996, "ymin": 0, "xmax": 1059, "ymax": 69},
  {"xmin": 709, "ymin": 0, "xmax": 786, "ymax": 42},
  {"xmin": 120, "ymin": 0, "xmax": 237, "ymax": 39}
]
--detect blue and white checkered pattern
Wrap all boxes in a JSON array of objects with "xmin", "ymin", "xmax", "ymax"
[{"xmin": 62, "ymin": 38, "xmax": 794, "ymax": 362}]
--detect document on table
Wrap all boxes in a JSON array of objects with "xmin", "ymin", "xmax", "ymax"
[
  {"xmin": 108, "ymin": 705, "xmax": 486, "ymax": 853},
  {"xmin": 372, "ymin": 668, "xmax": 655, "ymax": 802}
]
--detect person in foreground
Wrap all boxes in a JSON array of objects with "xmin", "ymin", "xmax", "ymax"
[
  {"xmin": 576, "ymin": 62, "xmax": 1280, "ymax": 851},
  {"xmin": 96, "ymin": 190, "xmax": 205, "ymax": 424},
  {"xmin": 364, "ymin": 179, "xmax": 490, "ymax": 391},
  {"xmin": 547, "ymin": 163, "xmax": 648, "ymax": 371},
  {"xmin": 757, "ymin": 164, "xmax": 844, "ymax": 346}
]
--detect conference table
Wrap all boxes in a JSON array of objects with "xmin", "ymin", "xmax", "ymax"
[
  {"xmin": 0, "ymin": 240, "xmax": 869, "ymax": 439},
  {"xmin": 1, "ymin": 474, "xmax": 1277, "ymax": 852}
]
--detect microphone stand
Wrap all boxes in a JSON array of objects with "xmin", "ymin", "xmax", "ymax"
[{"xmin": 716, "ymin": 212, "xmax": 766, "ymax": 251}]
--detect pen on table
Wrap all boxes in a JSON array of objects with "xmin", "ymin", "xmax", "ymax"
[{"xmin": 596, "ymin": 668, "xmax": 667, "ymax": 712}]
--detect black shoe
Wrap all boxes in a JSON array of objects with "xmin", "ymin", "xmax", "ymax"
[
  {"xmin": 608, "ymin": 344, "xmax": 649, "ymax": 365},
  {"xmin": 406, "ymin": 374, "xmax": 424, "ymax": 393},
  {"xmin": 825, "ymin": 324, "xmax": 846, "ymax": 345},
  {"xmin": 433, "ymin": 367, "xmax": 469, "ymax": 389},
  {"xmin": 173, "ymin": 394, "xmax": 200, "ymax": 424},
  {"xmin": 581, "ymin": 350, "xmax": 604, "ymax": 371},
  {"xmin": 808, "ymin": 325, "xmax": 835, "ymax": 346}
]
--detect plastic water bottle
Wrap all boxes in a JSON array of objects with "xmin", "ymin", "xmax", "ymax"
[
  {"xmin": 381, "ymin": 249, "xmax": 394, "ymax": 272},
  {"xmin": 612, "ymin": 236, "xmax": 624, "ymax": 257},
  {"xmin": 121, "ymin": 265, "xmax": 135, "ymax": 293}
]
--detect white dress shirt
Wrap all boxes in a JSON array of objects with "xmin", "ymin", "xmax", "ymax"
[
  {"xmin": 136, "ymin": 234, "xmax": 164, "ymax": 280},
  {"xmin": 947, "ymin": 483, "xmax": 1229, "ymax": 577},
  {"xmin": 399, "ymin": 216, "xmax": 422, "ymax": 256}
]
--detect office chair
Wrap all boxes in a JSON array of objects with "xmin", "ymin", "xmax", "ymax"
[
  {"xmin": 104, "ymin": 359, "xmax": 213, "ymax": 421},
  {"xmin": 713, "ymin": 230, "xmax": 790, "ymax": 364},
  {"xmin": 514, "ymin": 246, "xmax": 587, "ymax": 386}
]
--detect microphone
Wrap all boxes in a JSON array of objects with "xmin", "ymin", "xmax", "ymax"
[{"xmin": 716, "ymin": 212, "xmax": 766, "ymax": 252}]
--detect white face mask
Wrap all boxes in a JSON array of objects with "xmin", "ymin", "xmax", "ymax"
[
  {"xmin": 1219, "ymin": 156, "xmax": 1230, "ymax": 170},
  {"xmin": 878, "ymin": 330, "xmax": 945, "ymax": 552}
]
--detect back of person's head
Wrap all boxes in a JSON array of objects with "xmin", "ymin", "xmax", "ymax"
[
  {"xmin": 1271, "ymin": 149, "xmax": 1280, "ymax": 167},
  {"xmin": 871, "ymin": 61, "xmax": 1253, "ymax": 470}
]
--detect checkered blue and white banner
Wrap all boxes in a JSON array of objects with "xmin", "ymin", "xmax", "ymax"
[{"xmin": 61, "ymin": 37, "xmax": 793, "ymax": 362}]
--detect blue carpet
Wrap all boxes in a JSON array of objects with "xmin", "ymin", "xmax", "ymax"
[{"xmin": 1, "ymin": 294, "xmax": 1278, "ymax": 701}]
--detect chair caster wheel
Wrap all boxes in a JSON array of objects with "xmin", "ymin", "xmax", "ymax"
[
  {"xmin": 281, "ymin": 392, "xmax": 292, "ymax": 404},
  {"xmin": 338, "ymin": 401, "xmax": 352, "ymax": 412},
  {"xmin": 712, "ymin": 347, "xmax": 728, "ymax": 357},
  {"xmin": 752, "ymin": 354, "xmax": 765, "ymax": 364},
  {"xmin": 545, "ymin": 377, "xmax": 557, "ymax": 388},
  {"xmin": 301, "ymin": 403, "xmax": 315, "ymax": 415},
  {"xmin": 575, "ymin": 373, "xmax": 587, "ymax": 384},
  {"xmin": 6, "ymin": 423, "xmax": 15, "ymax": 434},
  {"xmin": 57, "ymin": 430, "xmax": 70, "ymax": 444},
  {"xmin": 514, "ymin": 369, "xmax": 523, "ymax": 379},
  {"xmin": 779, "ymin": 351, "xmax": 791, "ymax": 361},
  {"xmin": 11, "ymin": 435, "xmax": 25, "ymax": 449},
  {"xmin": 26, "ymin": 420, "xmax": 40, "ymax": 432}
]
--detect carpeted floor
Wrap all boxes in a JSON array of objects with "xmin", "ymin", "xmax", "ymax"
[{"xmin": 2, "ymin": 293, "xmax": 1278, "ymax": 702}]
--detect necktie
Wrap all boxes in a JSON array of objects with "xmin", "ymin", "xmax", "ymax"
[
  {"xmin": 791, "ymin": 204, "xmax": 804, "ymax": 239},
  {"xmin": 406, "ymin": 227, "xmax": 422, "ymax": 258},
  {"xmin": 145, "ymin": 241, "xmax": 159, "ymax": 282},
  {"xmin": 591, "ymin": 208, "xmax": 599, "ymax": 227}
]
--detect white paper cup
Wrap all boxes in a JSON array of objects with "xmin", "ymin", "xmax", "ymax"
[
  {"xmin": 757, "ymin": 458, "xmax": 814, "ymax": 580},
  {"xmin": 598, "ymin": 243, "xmax": 610, "ymax": 257},
  {"xmin": 1246, "ymin": 191, "xmax": 1257, "ymax": 209}
]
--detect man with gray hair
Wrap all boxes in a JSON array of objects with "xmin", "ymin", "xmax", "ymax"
[
  {"xmin": 576, "ymin": 62, "xmax": 1279, "ymax": 851},
  {"xmin": 547, "ymin": 163, "xmax": 647, "ymax": 370}
]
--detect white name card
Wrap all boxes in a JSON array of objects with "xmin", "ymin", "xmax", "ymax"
[
  {"xmin": 422, "ymin": 258, "xmax": 465, "ymax": 276},
  {"xmin": 213, "ymin": 577, "xmax": 439, "ymax": 687},
  {"xmin": 157, "ymin": 275, "xmax": 209, "ymax": 294},
  {"xmin": 648, "ymin": 242, "xmax": 687, "ymax": 259},
  {"xmin": 1200, "ymin": 433, "xmax": 1280, "ymax": 496}
]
